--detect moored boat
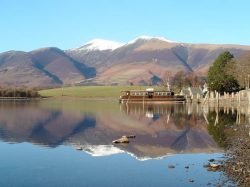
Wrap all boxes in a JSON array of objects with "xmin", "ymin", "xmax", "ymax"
[{"xmin": 119, "ymin": 88, "xmax": 185, "ymax": 103}]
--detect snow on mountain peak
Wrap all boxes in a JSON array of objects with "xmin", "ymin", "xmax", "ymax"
[
  {"xmin": 128, "ymin": 35, "xmax": 178, "ymax": 44},
  {"xmin": 79, "ymin": 145, "xmax": 124, "ymax": 156},
  {"xmin": 73, "ymin": 144, "xmax": 174, "ymax": 161},
  {"xmin": 78, "ymin": 39, "xmax": 125, "ymax": 51},
  {"xmin": 69, "ymin": 36, "xmax": 178, "ymax": 52}
]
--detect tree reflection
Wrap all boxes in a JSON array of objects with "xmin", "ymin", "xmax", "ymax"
[{"xmin": 207, "ymin": 110, "xmax": 236, "ymax": 148}]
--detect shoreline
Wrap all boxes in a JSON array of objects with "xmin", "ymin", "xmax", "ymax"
[
  {"xmin": 43, "ymin": 95, "xmax": 118, "ymax": 101},
  {"xmin": 220, "ymin": 124, "xmax": 250, "ymax": 186},
  {"xmin": 0, "ymin": 97, "xmax": 41, "ymax": 101}
]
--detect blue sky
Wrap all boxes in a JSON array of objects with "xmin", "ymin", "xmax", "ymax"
[{"xmin": 1, "ymin": 0, "xmax": 250, "ymax": 52}]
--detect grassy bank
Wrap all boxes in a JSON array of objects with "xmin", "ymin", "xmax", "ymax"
[{"xmin": 39, "ymin": 86, "xmax": 162, "ymax": 98}]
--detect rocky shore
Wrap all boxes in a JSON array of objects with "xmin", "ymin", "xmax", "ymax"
[{"xmin": 221, "ymin": 124, "xmax": 250, "ymax": 187}]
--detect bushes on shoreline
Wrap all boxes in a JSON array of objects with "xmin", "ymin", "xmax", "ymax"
[{"xmin": 0, "ymin": 88, "xmax": 40, "ymax": 98}]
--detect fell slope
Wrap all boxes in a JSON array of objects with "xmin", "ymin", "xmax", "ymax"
[{"xmin": 1, "ymin": 36, "xmax": 250, "ymax": 87}]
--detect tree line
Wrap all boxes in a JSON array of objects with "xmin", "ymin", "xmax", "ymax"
[
  {"xmin": 0, "ymin": 88, "xmax": 40, "ymax": 97},
  {"xmin": 160, "ymin": 70, "xmax": 205, "ymax": 92},
  {"xmin": 161, "ymin": 50, "xmax": 248, "ymax": 94},
  {"xmin": 207, "ymin": 51, "xmax": 250, "ymax": 93}
]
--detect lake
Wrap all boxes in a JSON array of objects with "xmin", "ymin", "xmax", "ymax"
[{"xmin": 0, "ymin": 99, "xmax": 240, "ymax": 187}]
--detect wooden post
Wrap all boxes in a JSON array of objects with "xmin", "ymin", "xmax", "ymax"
[
  {"xmin": 239, "ymin": 92, "xmax": 241, "ymax": 106},
  {"xmin": 126, "ymin": 103, "xmax": 129, "ymax": 115},
  {"xmin": 13, "ymin": 87, "xmax": 15, "ymax": 98},
  {"xmin": 245, "ymin": 77, "xmax": 247, "ymax": 90},
  {"xmin": 248, "ymin": 74, "xmax": 250, "ymax": 89},
  {"xmin": 248, "ymin": 91, "xmax": 250, "ymax": 105},
  {"xmin": 202, "ymin": 91, "xmax": 209, "ymax": 107},
  {"xmin": 214, "ymin": 107, "xmax": 219, "ymax": 126},
  {"xmin": 143, "ymin": 95, "xmax": 145, "ymax": 107},
  {"xmin": 61, "ymin": 85, "xmax": 64, "ymax": 96},
  {"xmin": 216, "ymin": 91, "xmax": 219, "ymax": 108}
]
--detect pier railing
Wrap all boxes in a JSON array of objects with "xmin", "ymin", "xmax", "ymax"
[{"xmin": 201, "ymin": 89, "xmax": 250, "ymax": 107}]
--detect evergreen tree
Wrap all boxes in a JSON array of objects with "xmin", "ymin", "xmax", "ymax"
[{"xmin": 208, "ymin": 51, "xmax": 239, "ymax": 93}]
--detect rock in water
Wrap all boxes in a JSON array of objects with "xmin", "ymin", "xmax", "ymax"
[
  {"xmin": 112, "ymin": 136, "xmax": 130, "ymax": 144},
  {"xmin": 205, "ymin": 163, "xmax": 221, "ymax": 171},
  {"xmin": 210, "ymin": 164, "xmax": 220, "ymax": 169}
]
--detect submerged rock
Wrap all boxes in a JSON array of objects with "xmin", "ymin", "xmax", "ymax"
[
  {"xmin": 168, "ymin": 165, "xmax": 175, "ymax": 169},
  {"xmin": 208, "ymin": 159, "xmax": 215, "ymax": 162},
  {"xmin": 203, "ymin": 164, "xmax": 210, "ymax": 168},
  {"xmin": 76, "ymin": 147, "xmax": 83, "ymax": 150},
  {"xmin": 189, "ymin": 179, "xmax": 194, "ymax": 183}
]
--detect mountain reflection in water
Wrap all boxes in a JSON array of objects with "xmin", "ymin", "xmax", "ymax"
[{"xmin": 0, "ymin": 99, "xmax": 223, "ymax": 160}]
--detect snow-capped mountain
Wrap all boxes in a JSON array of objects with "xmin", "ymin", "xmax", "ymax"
[
  {"xmin": 127, "ymin": 35, "xmax": 178, "ymax": 44},
  {"xmin": 69, "ymin": 36, "xmax": 177, "ymax": 52},
  {"xmin": 73, "ymin": 39, "xmax": 125, "ymax": 51},
  {"xmin": 1, "ymin": 35, "xmax": 250, "ymax": 87}
]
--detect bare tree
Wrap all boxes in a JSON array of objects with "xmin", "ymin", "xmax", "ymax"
[{"xmin": 161, "ymin": 70, "xmax": 172, "ymax": 90}]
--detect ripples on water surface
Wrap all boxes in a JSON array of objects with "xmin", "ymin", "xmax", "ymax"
[{"xmin": 0, "ymin": 99, "xmax": 245, "ymax": 186}]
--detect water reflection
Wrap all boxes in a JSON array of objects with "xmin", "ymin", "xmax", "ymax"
[
  {"xmin": 118, "ymin": 103, "xmax": 222, "ymax": 159},
  {"xmin": 0, "ymin": 100, "xmax": 229, "ymax": 160},
  {"xmin": 205, "ymin": 105, "xmax": 250, "ymax": 149}
]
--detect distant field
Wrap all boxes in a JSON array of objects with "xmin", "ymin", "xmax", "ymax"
[{"xmin": 39, "ymin": 86, "xmax": 162, "ymax": 97}]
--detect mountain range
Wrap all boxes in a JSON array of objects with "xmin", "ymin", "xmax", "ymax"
[{"xmin": 1, "ymin": 36, "xmax": 250, "ymax": 87}]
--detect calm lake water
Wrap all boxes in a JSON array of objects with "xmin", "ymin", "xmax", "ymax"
[{"xmin": 0, "ymin": 99, "xmax": 243, "ymax": 187}]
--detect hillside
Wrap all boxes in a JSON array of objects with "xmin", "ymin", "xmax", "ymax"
[
  {"xmin": 1, "ymin": 36, "xmax": 250, "ymax": 87},
  {"xmin": 0, "ymin": 48, "xmax": 95, "ymax": 87},
  {"xmin": 67, "ymin": 37, "xmax": 250, "ymax": 85}
]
